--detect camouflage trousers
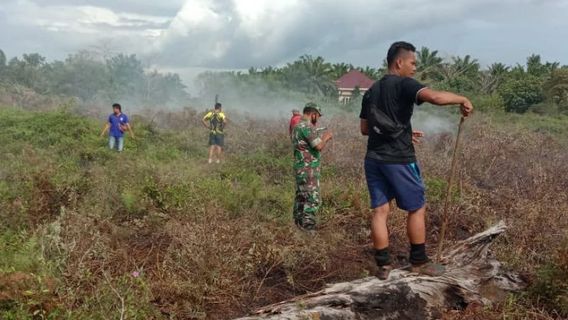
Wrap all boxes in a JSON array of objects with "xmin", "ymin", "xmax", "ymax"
[{"xmin": 293, "ymin": 166, "xmax": 321, "ymax": 230}]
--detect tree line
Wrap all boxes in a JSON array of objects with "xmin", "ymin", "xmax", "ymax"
[
  {"xmin": 1, "ymin": 47, "xmax": 567, "ymax": 115},
  {"xmin": 0, "ymin": 49, "xmax": 188, "ymax": 108},
  {"xmin": 197, "ymin": 49, "xmax": 568, "ymax": 115}
]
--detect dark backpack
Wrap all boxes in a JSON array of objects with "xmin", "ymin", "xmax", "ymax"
[
  {"xmin": 362, "ymin": 84, "xmax": 407, "ymax": 139},
  {"xmin": 210, "ymin": 112, "xmax": 225, "ymax": 131}
]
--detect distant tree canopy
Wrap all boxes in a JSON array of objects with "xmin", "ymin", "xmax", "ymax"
[
  {"xmin": 0, "ymin": 50, "xmax": 188, "ymax": 107},
  {"xmin": 1, "ymin": 47, "xmax": 567, "ymax": 115},
  {"xmin": 0, "ymin": 49, "xmax": 6, "ymax": 68},
  {"xmin": 196, "ymin": 49, "xmax": 568, "ymax": 115}
]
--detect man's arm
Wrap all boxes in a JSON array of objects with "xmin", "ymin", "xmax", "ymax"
[
  {"xmin": 360, "ymin": 119, "xmax": 369, "ymax": 136},
  {"xmin": 100, "ymin": 123, "xmax": 110, "ymax": 137},
  {"xmin": 360, "ymin": 87, "xmax": 372, "ymax": 135},
  {"xmin": 126, "ymin": 123, "xmax": 135, "ymax": 139},
  {"xmin": 418, "ymin": 88, "xmax": 473, "ymax": 117},
  {"xmin": 313, "ymin": 131, "xmax": 333, "ymax": 151},
  {"xmin": 202, "ymin": 113, "xmax": 211, "ymax": 129}
]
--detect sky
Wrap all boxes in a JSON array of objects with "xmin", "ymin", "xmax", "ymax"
[{"xmin": 1, "ymin": 0, "xmax": 568, "ymax": 91}]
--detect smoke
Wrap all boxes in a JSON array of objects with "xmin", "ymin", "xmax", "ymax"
[
  {"xmin": 192, "ymin": 74, "xmax": 310, "ymax": 119},
  {"xmin": 412, "ymin": 105, "xmax": 456, "ymax": 135},
  {"xmin": 190, "ymin": 72, "xmax": 460, "ymax": 136}
]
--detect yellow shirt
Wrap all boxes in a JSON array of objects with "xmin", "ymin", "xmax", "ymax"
[{"xmin": 203, "ymin": 111, "xmax": 226, "ymax": 134}]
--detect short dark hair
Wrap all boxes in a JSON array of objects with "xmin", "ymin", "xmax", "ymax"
[
  {"xmin": 112, "ymin": 103, "xmax": 121, "ymax": 111},
  {"xmin": 387, "ymin": 41, "xmax": 416, "ymax": 67},
  {"xmin": 214, "ymin": 102, "xmax": 222, "ymax": 109}
]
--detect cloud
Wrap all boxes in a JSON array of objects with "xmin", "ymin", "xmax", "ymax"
[
  {"xmin": 1, "ymin": 0, "xmax": 567, "ymax": 75},
  {"xmin": 150, "ymin": 0, "xmax": 568, "ymax": 69},
  {"xmin": 3, "ymin": 1, "xmax": 170, "ymax": 32},
  {"xmin": 0, "ymin": 0, "xmax": 172, "ymax": 59},
  {"xmin": 32, "ymin": 0, "xmax": 185, "ymax": 16},
  {"xmin": 150, "ymin": 0, "xmax": 491, "ymax": 68}
]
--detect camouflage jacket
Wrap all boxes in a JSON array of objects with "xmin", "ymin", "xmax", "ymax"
[{"xmin": 291, "ymin": 119, "xmax": 322, "ymax": 171}]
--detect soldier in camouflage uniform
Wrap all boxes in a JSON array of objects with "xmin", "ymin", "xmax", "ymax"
[{"xmin": 291, "ymin": 103, "xmax": 333, "ymax": 231}]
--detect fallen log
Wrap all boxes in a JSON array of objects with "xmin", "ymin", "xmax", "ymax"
[{"xmin": 236, "ymin": 221, "xmax": 525, "ymax": 320}]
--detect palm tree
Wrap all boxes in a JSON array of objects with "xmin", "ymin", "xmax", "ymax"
[
  {"xmin": 331, "ymin": 62, "xmax": 353, "ymax": 79},
  {"xmin": 526, "ymin": 54, "xmax": 545, "ymax": 77},
  {"xmin": 436, "ymin": 55, "xmax": 481, "ymax": 93},
  {"xmin": 488, "ymin": 62, "xmax": 509, "ymax": 77},
  {"xmin": 285, "ymin": 55, "xmax": 335, "ymax": 96},
  {"xmin": 0, "ymin": 49, "xmax": 6, "ymax": 80},
  {"xmin": 544, "ymin": 68, "xmax": 568, "ymax": 109},
  {"xmin": 480, "ymin": 62, "xmax": 510, "ymax": 94},
  {"xmin": 451, "ymin": 55, "xmax": 480, "ymax": 79},
  {"xmin": 416, "ymin": 47, "xmax": 443, "ymax": 81},
  {"xmin": 0, "ymin": 49, "xmax": 6, "ymax": 68},
  {"xmin": 358, "ymin": 66, "xmax": 380, "ymax": 80},
  {"xmin": 300, "ymin": 55, "xmax": 333, "ymax": 77}
]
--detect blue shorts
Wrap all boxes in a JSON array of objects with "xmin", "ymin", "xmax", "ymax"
[
  {"xmin": 364, "ymin": 157, "xmax": 426, "ymax": 211},
  {"xmin": 209, "ymin": 133, "xmax": 224, "ymax": 147}
]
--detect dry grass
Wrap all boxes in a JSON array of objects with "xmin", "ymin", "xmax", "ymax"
[{"xmin": 0, "ymin": 107, "xmax": 566, "ymax": 319}]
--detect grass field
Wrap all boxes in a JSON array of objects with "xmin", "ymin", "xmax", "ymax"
[{"xmin": 0, "ymin": 106, "xmax": 566, "ymax": 319}]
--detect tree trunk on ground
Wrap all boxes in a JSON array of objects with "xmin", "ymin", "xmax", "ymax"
[{"xmin": 235, "ymin": 221, "xmax": 525, "ymax": 320}]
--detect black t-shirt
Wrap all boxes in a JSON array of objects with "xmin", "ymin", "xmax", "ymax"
[{"xmin": 360, "ymin": 75, "xmax": 426, "ymax": 163}]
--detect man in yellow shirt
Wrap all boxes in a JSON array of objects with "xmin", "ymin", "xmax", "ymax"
[{"xmin": 202, "ymin": 103, "xmax": 227, "ymax": 164}]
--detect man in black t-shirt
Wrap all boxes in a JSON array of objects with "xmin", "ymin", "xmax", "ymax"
[{"xmin": 360, "ymin": 41, "xmax": 473, "ymax": 279}]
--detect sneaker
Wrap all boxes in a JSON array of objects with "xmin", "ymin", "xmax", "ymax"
[
  {"xmin": 215, "ymin": 159, "xmax": 220, "ymax": 164},
  {"xmin": 410, "ymin": 260, "xmax": 445, "ymax": 277},
  {"xmin": 208, "ymin": 159, "xmax": 213, "ymax": 164},
  {"xmin": 375, "ymin": 265, "xmax": 393, "ymax": 280}
]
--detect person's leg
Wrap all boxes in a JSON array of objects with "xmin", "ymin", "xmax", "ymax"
[
  {"xmin": 208, "ymin": 146, "xmax": 215, "ymax": 163},
  {"xmin": 294, "ymin": 190, "xmax": 318, "ymax": 231},
  {"xmin": 208, "ymin": 134, "xmax": 215, "ymax": 163},
  {"xmin": 364, "ymin": 158, "xmax": 394, "ymax": 272},
  {"xmin": 408, "ymin": 207, "xmax": 444, "ymax": 275},
  {"xmin": 292, "ymin": 188, "xmax": 302, "ymax": 226},
  {"xmin": 371, "ymin": 202, "xmax": 391, "ymax": 250},
  {"xmin": 385, "ymin": 162, "xmax": 443, "ymax": 274},
  {"xmin": 407, "ymin": 206, "xmax": 426, "ymax": 245},
  {"xmin": 371, "ymin": 202, "xmax": 393, "ymax": 279},
  {"xmin": 117, "ymin": 137, "xmax": 124, "ymax": 152},
  {"xmin": 293, "ymin": 168, "xmax": 319, "ymax": 231},
  {"xmin": 407, "ymin": 205, "xmax": 428, "ymax": 265},
  {"xmin": 302, "ymin": 174, "xmax": 321, "ymax": 230},
  {"xmin": 108, "ymin": 136, "xmax": 115, "ymax": 150},
  {"xmin": 387, "ymin": 162, "xmax": 428, "ymax": 265},
  {"xmin": 216, "ymin": 135, "xmax": 224, "ymax": 163},
  {"xmin": 293, "ymin": 181, "xmax": 310, "ymax": 228},
  {"xmin": 215, "ymin": 146, "xmax": 222, "ymax": 163}
]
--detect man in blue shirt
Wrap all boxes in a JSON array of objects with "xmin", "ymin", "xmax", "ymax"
[{"xmin": 100, "ymin": 103, "xmax": 135, "ymax": 152}]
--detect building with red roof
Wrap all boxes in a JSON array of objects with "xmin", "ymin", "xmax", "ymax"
[{"xmin": 335, "ymin": 70, "xmax": 375, "ymax": 104}]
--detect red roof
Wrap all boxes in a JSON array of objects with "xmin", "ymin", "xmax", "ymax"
[{"xmin": 336, "ymin": 70, "xmax": 374, "ymax": 90}]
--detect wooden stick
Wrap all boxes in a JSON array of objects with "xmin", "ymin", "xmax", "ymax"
[{"xmin": 436, "ymin": 116, "xmax": 466, "ymax": 262}]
